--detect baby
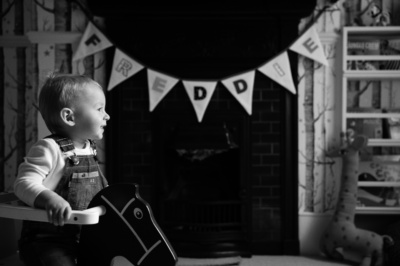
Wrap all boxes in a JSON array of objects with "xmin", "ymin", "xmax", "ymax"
[{"xmin": 14, "ymin": 73, "xmax": 110, "ymax": 266}]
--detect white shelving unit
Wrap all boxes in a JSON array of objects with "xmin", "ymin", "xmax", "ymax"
[{"xmin": 342, "ymin": 26, "xmax": 400, "ymax": 214}]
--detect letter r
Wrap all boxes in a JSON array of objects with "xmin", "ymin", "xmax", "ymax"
[{"xmin": 116, "ymin": 59, "xmax": 132, "ymax": 77}]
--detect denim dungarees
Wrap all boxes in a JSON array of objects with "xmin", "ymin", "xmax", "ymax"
[
  {"xmin": 53, "ymin": 136, "xmax": 108, "ymax": 211},
  {"xmin": 19, "ymin": 135, "xmax": 108, "ymax": 265}
]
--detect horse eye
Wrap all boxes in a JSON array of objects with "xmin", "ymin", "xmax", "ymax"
[{"xmin": 133, "ymin": 208, "xmax": 143, "ymax": 219}]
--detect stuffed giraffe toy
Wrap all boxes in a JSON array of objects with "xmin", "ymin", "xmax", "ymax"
[{"xmin": 320, "ymin": 135, "xmax": 393, "ymax": 266}]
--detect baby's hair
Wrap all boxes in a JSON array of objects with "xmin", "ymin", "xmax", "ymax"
[{"xmin": 39, "ymin": 72, "xmax": 102, "ymax": 134}]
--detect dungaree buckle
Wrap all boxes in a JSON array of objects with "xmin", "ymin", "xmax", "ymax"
[{"xmin": 69, "ymin": 154, "xmax": 80, "ymax": 165}]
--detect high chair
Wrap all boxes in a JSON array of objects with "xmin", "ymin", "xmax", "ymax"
[{"xmin": 0, "ymin": 183, "xmax": 177, "ymax": 266}]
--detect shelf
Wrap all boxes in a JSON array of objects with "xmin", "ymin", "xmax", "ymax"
[
  {"xmin": 346, "ymin": 55, "xmax": 400, "ymax": 61},
  {"xmin": 366, "ymin": 139, "xmax": 400, "ymax": 147},
  {"xmin": 356, "ymin": 206, "xmax": 400, "ymax": 215},
  {"xmin": 345, "ymin": 113, "xmax": 400, "ymax": 119},
  {"xmin": 343, "ymin": 71, "xmax": 400, "ymax": 78},
  {"xmin": 365, "ymin": 160, "xmax": 400, "ymax": 165},
  {"xmin": 358, "ymin": 181, "xmax": 400, "ymax": 187},
  {"xmin": 344, "ymin": 26, "xmax": 400, "ymax": 34},
  {"xmin": 342, "ymin": 27, "xmax": 400, "ymax": 217}
]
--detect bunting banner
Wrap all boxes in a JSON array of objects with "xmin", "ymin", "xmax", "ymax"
[
  {"xmin": 68, "ymin": 20, "xmax": 328, "ymax": 122},
  {"xmin": 148, "ymin": 69, "xmax": 179, "ymax": 112},
  {"xmin": 183, "ymin": 81, "xmax": 217, "ymax": 123},
  {"xmin": 108, "ymin": 48, "xmax": 144, "ymax": 91},
  {"xmin": 72, "ymin": 21, "xmax": 113, "ymax": 61},
  {"xmin": 221, "ymin": 71, "xmax": 255, "ymax": 115},
  {"xmin": 289, "ymin": 25, "xmax": 328, "ymax": 66},
  {"xmin": 257, "ymin": 51, "xmax": 296, "ymax": 94}
]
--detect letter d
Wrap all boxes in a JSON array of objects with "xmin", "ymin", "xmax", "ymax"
[
  {"xmin": 233, "ymin": 79, "xmax": 247, "ymax": 94},
  {"xmin": 194, "ymin": 86, "xmax": 207, "ymax": 100}
]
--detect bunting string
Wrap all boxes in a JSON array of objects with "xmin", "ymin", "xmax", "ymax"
[{"xmin": 72, "ymin": 21, "xmax": 328, "ymax": 122}]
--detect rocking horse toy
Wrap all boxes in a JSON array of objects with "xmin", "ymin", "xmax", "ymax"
[{"xmin": 0, "ymin": 183, "xmax": 178, "ymax": 266}]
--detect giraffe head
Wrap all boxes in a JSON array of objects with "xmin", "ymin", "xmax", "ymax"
[
  {"xmin": 326, "ymin": 132, "xmax": 368, "ymax": 158},
  {"xmin": 345, "ymin": 134, "xmax": 368, "ymax": 154}
]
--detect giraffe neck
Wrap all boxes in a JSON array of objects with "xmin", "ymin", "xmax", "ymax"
[{"xmin": 335, "ymin": 149, "xmax": 359, "ymax": 221}]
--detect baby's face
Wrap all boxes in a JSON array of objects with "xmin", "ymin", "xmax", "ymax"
[{"xmin": 71, "ymin": 83, "xmax": 110, "ymax": 142}]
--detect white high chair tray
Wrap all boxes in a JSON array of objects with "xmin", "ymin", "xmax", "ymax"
[{"xmin": 0, "ymin": 193, "xmax": 104, "ymax": 225}]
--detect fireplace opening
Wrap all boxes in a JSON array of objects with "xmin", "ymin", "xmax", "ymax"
[{"xmin": 154, "ymin": 114, "xmax": 251, "ymax": 258}]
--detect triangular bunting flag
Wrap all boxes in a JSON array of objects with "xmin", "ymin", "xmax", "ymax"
[
  {"xmin": 289, "ymin": 25, "xmax": 328, "ymax": 66},
  {"xmin": 258, "ymin": 52, "xmax": 296, "ymax": 94},
  {"xmin": 148, "ymin": 69, "xmax": 179, "ymax": 111},
  {"xmin": 221, "ymin": 70, "xmax": 255, "ymax": 115},
  {"xmin": 107, "ymin": 48, "xmax": 144, "ymax": 91},
  {"xmin": 183, "ymin": 81, "xmax": 217, "ymax": 123},
  {"xmin": 72, "ymin": 21, "xmax": 113, "ymax": 61}
]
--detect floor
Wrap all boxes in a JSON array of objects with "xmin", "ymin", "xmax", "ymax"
[
  {"xmin": 0, "ymin": 253, "xmax": 23, "ymax": 266},
  {"xmin": 0, "ymin": 253, "xmax": 356, "ymax": 266}
]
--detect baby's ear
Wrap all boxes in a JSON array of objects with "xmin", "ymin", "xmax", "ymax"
[{"xmin": 60, "ymin": 108, "xmax": 75, "ymax": 126}]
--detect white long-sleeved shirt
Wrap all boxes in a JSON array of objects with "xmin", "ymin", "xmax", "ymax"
[{"xmin": 14, "ymin": 138, "xmax": 93, "ymax": 207}]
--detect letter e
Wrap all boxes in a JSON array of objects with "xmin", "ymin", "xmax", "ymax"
[
  {"xmin": 152, "ymin": 77, "xmax": 167, "ymax": 93},
  {"xmin": 302, "ymin": 38, "xmax": 318, "ymax": 53}
]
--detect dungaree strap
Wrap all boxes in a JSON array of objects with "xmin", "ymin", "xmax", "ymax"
[
  {"xmin": 45, "ymin": 134, "xmax": 98, "ymax": 161},
  {"xmin": 45, "ymin": 134, "xmax": 75, "ymax": 152}
]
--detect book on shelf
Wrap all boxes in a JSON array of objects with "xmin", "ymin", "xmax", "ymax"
[
  {"xmin": 347, "ymin": 37, "xmax": 400, "ymax": 71},
  {"xmin": 359, "ymin": 155, "xmax": 400, "ymax": 181},
  {"xmin": 347, "ymin": 118, "xmax": 382, "ymax": 139},
  {"xmin": 347, "ymin": 37, "xmax": 400, "ymax": 56},
  {"xmin": 357, "ymin": 155, "xmax": 400, "ymax": 208},
  {"xmin": 348, "ymin": 40, "xmax": 380, "ymax": 56},
  {"xmin": 357, "ymin": 188, "xmax": 400, "ymax": 208}
]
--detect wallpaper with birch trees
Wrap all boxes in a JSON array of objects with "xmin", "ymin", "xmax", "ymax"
[{"xmin": 0, "ymin": 0, "xmax": 106, "ymax": 193}]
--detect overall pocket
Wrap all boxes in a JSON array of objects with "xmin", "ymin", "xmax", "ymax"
[{"xmin": 67, "ymin": 171, "xmax": 102, "ymax": 210}]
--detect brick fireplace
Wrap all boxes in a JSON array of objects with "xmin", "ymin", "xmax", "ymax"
[{"xmin": 89, "ymin": 0, "xmax": 316, "ymax": 257}]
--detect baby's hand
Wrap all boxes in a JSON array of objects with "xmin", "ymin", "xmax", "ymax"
[
  {"xmin": 34, "ymin": 190, "xmax": 72, "ymax": 226},
  {"xmin": 45, "ymin": 195, "xmax": 72, "ymax": 226}
]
